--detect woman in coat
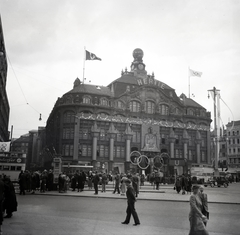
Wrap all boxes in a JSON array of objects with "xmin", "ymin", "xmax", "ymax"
[{"xmin": 188, "ymin": 185, "xmax": 208, "ymax": 235}]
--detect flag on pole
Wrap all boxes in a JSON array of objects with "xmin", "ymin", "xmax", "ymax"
[
  {"xmin": 189, "ymin": 68, "xmax": 202, "ymax": 77},
  {"xmin": 85, "ymin": 50, "xmax": 102, "ymax": 61},
  {"xmin": 0, "ymin": 141, "xmax": 11, "ymax": 152}
]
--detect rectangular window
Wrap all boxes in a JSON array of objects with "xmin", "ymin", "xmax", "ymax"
[
  {"xmin": 114, "ymin": 146, "xmax": 125, "ymax": 158},
  {"xmin": 99, "ymin": 145, "xmax": 109, "ymax": 158}
]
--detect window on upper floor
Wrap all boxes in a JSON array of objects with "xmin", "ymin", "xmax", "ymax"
[
  {"xmin": 159, "ymin": 104, "xmax": 169, "ymax": 115},
  {"xmin": 145, "ymin": 101, "xmax": 155, "ymax": 114},
  {"xmin": 188, "ymin": 109, "xmax": 194, "ymax": 115},
  {"xmin": 129, "ymin": 101, "xmax": 141, "ymax": 112},
  {"xmin": 63, "ymin": 111, "xmax": 75, "ymax": 123},
  {"xmin": 100, "ymin": 98, "xmax": 108, "ymax": 106},
  {"xmin": 117, "ymin": 100, "xmax": 124, "ymax": 109},
  {"xmin": 83, "ymin": 96, "xmax": 91, "ymax": 104}
]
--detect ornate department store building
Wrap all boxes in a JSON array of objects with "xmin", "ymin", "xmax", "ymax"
[{"xmin": 46, "ymin": 49, "xmax": 212, "ymax": 176}]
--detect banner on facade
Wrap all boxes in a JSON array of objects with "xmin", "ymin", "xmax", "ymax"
[{"xmin": 0, "ymin": 142, "xmax": 11, "ymax": 152}]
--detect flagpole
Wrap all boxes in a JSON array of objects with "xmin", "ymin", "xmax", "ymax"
[
  {"xmin": 83, "ymin": 46, "xmax": 86, "ymax": 84},
  {"xmin": 188, "ymin": 66, "xmax": 190, "ymax": 98}
]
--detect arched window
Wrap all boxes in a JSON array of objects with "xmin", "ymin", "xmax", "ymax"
[
  {"xmin": 188, "ymin": 109, "xmax": 194, "ymax": 115},
  {"xmin": 175, "ymin": 107, "xmax": 181, "ymax": 115},
  {"xmin": 145, "ymin": 101, "xmax": 155, "ymax": 114},
  {"xmin": 100, "ymin": 98, "xmax": 108, "ymax": 106},
  {"xmin": 117, "ymin": 100, "xmax": 124, "ymax": 109},
  {"xmin": 159, "ymin": 104, "xmax": 169, "ymax": 115},
  {"xmin": 129, "ymin": 101, "xmax": 141, "ymax": 112},
  {"xmin": 83, "ymin": 96, "xmax": 91, "ymax": 104}
]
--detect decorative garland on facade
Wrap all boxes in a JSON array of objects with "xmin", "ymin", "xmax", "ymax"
[{"xmin": 78, "ymin": 113, "xmax": 210, "ymax": 131}]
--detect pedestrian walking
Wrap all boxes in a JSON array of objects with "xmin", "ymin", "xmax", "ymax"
[
  {"xmin": 175, "ymin": 177, "xmax": 181, "ymax": 193},
  {"xmin": 88, "ymin": 171, "xmax": 93, "ymax": 189},
  {"xmin": 155, "ymin": 171, "xmax": 161, "ymax": 190},
  {"xmin": 121, "ymin": 174, "xmax": 128, "ymax": 196},
  {"xmin": 121, "ymin": 179, "xmax": 140, "ymax": 226},
  {"xmin": 92, "ymin": 172, "xmax": 100, "ymax": 195},
  {"xmin": 112, "ymin": 173, "xmax": 120, "ymax": 194},
  {"xmin": 18, "ymin": 170, "xmax": 26, "ymax": 195},
  {"xmin": 188, "ymin": 185, "xmax": 209, "ymax": 235},
  {"xmin": 132, "ymin": 173, "xmax": 140, "ymax": 197},
  {"xmin": 199, "ymin": 185, "xmax": 209, "ymax": 226},
  {"xmin": 101, "ymin": 173, "xmax": 107, "ymax": 192}
]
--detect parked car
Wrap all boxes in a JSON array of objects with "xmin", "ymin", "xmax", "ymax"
[{"xmin": 206, "ymin": 176, "xmax": 229, "ymax": 188}]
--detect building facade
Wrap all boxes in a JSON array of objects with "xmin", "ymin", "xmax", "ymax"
[
  {"xmin": 46, "ymin": 49, "xmax": 212, "ymax": 175},
  {"xmin": 0, "ymin": 15, "xmax": 10, "ymax": 141},
  {"xmin": 226, "ymin": 120, "xmax": 240, "ymax": 177}
]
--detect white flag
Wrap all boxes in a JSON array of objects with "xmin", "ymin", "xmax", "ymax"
[
  {"xmin": 189, "ymin": 68, "xmax": 202, "ymax": 77},
  {"xmin": 0, "ymin": 141, "xmax": 11, "ymax": 152}
]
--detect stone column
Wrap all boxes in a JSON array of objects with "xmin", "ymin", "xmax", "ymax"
[
  {"xmin": 196, "ymin": 131, "xmax": 202, "ymax": 164},
  {"xmin": 169, "ymin": 128, "xmax": 176, "ymax": 158},
  {"xmin": 169, "ymin": 138, "xmax": 175, "ymax": 158},
  {"xmin": 124, "ymin": 124, "xmax": 134, "ymax": 173},
  {"xmin": 107, "ymin": 123, "xmax": 118, "ymax": 173},
  {"xmin": 196, "ymin": 140, "xmax": 201, "ymax": 164}
]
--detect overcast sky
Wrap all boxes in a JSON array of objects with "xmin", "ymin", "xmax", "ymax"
[{"xmin": 1, "ymin": 0, "xmax": 239, "ymax": 138}]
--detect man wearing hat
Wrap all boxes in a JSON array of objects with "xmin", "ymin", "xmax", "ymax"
[{"xmin": 121, "ymin": 179, "xmax": 140, "ymax": 226}]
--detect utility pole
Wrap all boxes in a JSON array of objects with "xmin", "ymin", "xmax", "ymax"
[{"xmin": 208, "ymin": 87, "xmax": 220, "ymax": 176}]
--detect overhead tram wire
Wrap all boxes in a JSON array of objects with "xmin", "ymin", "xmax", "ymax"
[
  {"xmin": 7, "ymin": 54, "xmax": 45, "ymax": 120},
  {"xmin": 220, "ymin": 96, "xmax": 235, "ymax": 131}
]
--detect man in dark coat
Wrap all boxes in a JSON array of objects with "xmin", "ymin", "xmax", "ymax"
[
  {"xmin": 3, "ymin": 177, "xmax": 18, "ymax": 218},
  {"xmin": 121, "ymin": 179, "xmax": 140, "ymax": 226},
  {"xmin": 19, "ymin": 170, "xmax": 27, "ymax": 195},
  {"xmin": 47, "ymin": 169, "xmax": 54, "ymax": 191},
  {"xmin": 92, "ymin": 172, "xmax": 100, "ymax": 195}
]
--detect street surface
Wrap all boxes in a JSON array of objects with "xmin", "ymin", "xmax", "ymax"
[{"xmin": 2, "ymin": 182, "xmax": 240, "ymax": 235}]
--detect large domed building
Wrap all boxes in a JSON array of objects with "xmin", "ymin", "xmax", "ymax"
[{"xmin": 46, "ymin": 49, "xmax": 212, "ymax": 176}]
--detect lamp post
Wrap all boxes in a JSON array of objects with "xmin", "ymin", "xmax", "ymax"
[{"xmin": 208, "ymin": 87, "xmax": 221, "ymax": 176}]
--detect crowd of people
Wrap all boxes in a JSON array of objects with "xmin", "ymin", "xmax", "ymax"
[{"xmin": 1, "ymin": 168, "xmax": 230, "ymax": 234}]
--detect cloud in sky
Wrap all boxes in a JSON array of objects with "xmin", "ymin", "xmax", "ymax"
[{"xmin": 1, "ymin": 0, "xmax": 240, "ymax": 138}]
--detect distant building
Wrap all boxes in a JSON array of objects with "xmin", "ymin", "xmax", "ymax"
[
  {"xmin": 0, "ymin": 15, "xmax": 10, "ymax": 141},
  {"xmin": 11, "ymin": 127, "xmax": 47, "ymax": 171},
  {"xmin": 46, "ymin": 48, "xmax": 212, "ymax": 175},
  {"xmin": 226, "ymin": 120, "xmax": 240, "ymax": 177}
]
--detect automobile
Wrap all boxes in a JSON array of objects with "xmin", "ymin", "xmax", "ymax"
[{"xmin": 206, "ymin": 176, "xmax": 229, "ymax": 188}]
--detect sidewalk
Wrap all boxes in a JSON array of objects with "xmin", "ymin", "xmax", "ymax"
[{"xmin": 23, "ymin": 182, "xmax": 240, "ymax": 205}]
